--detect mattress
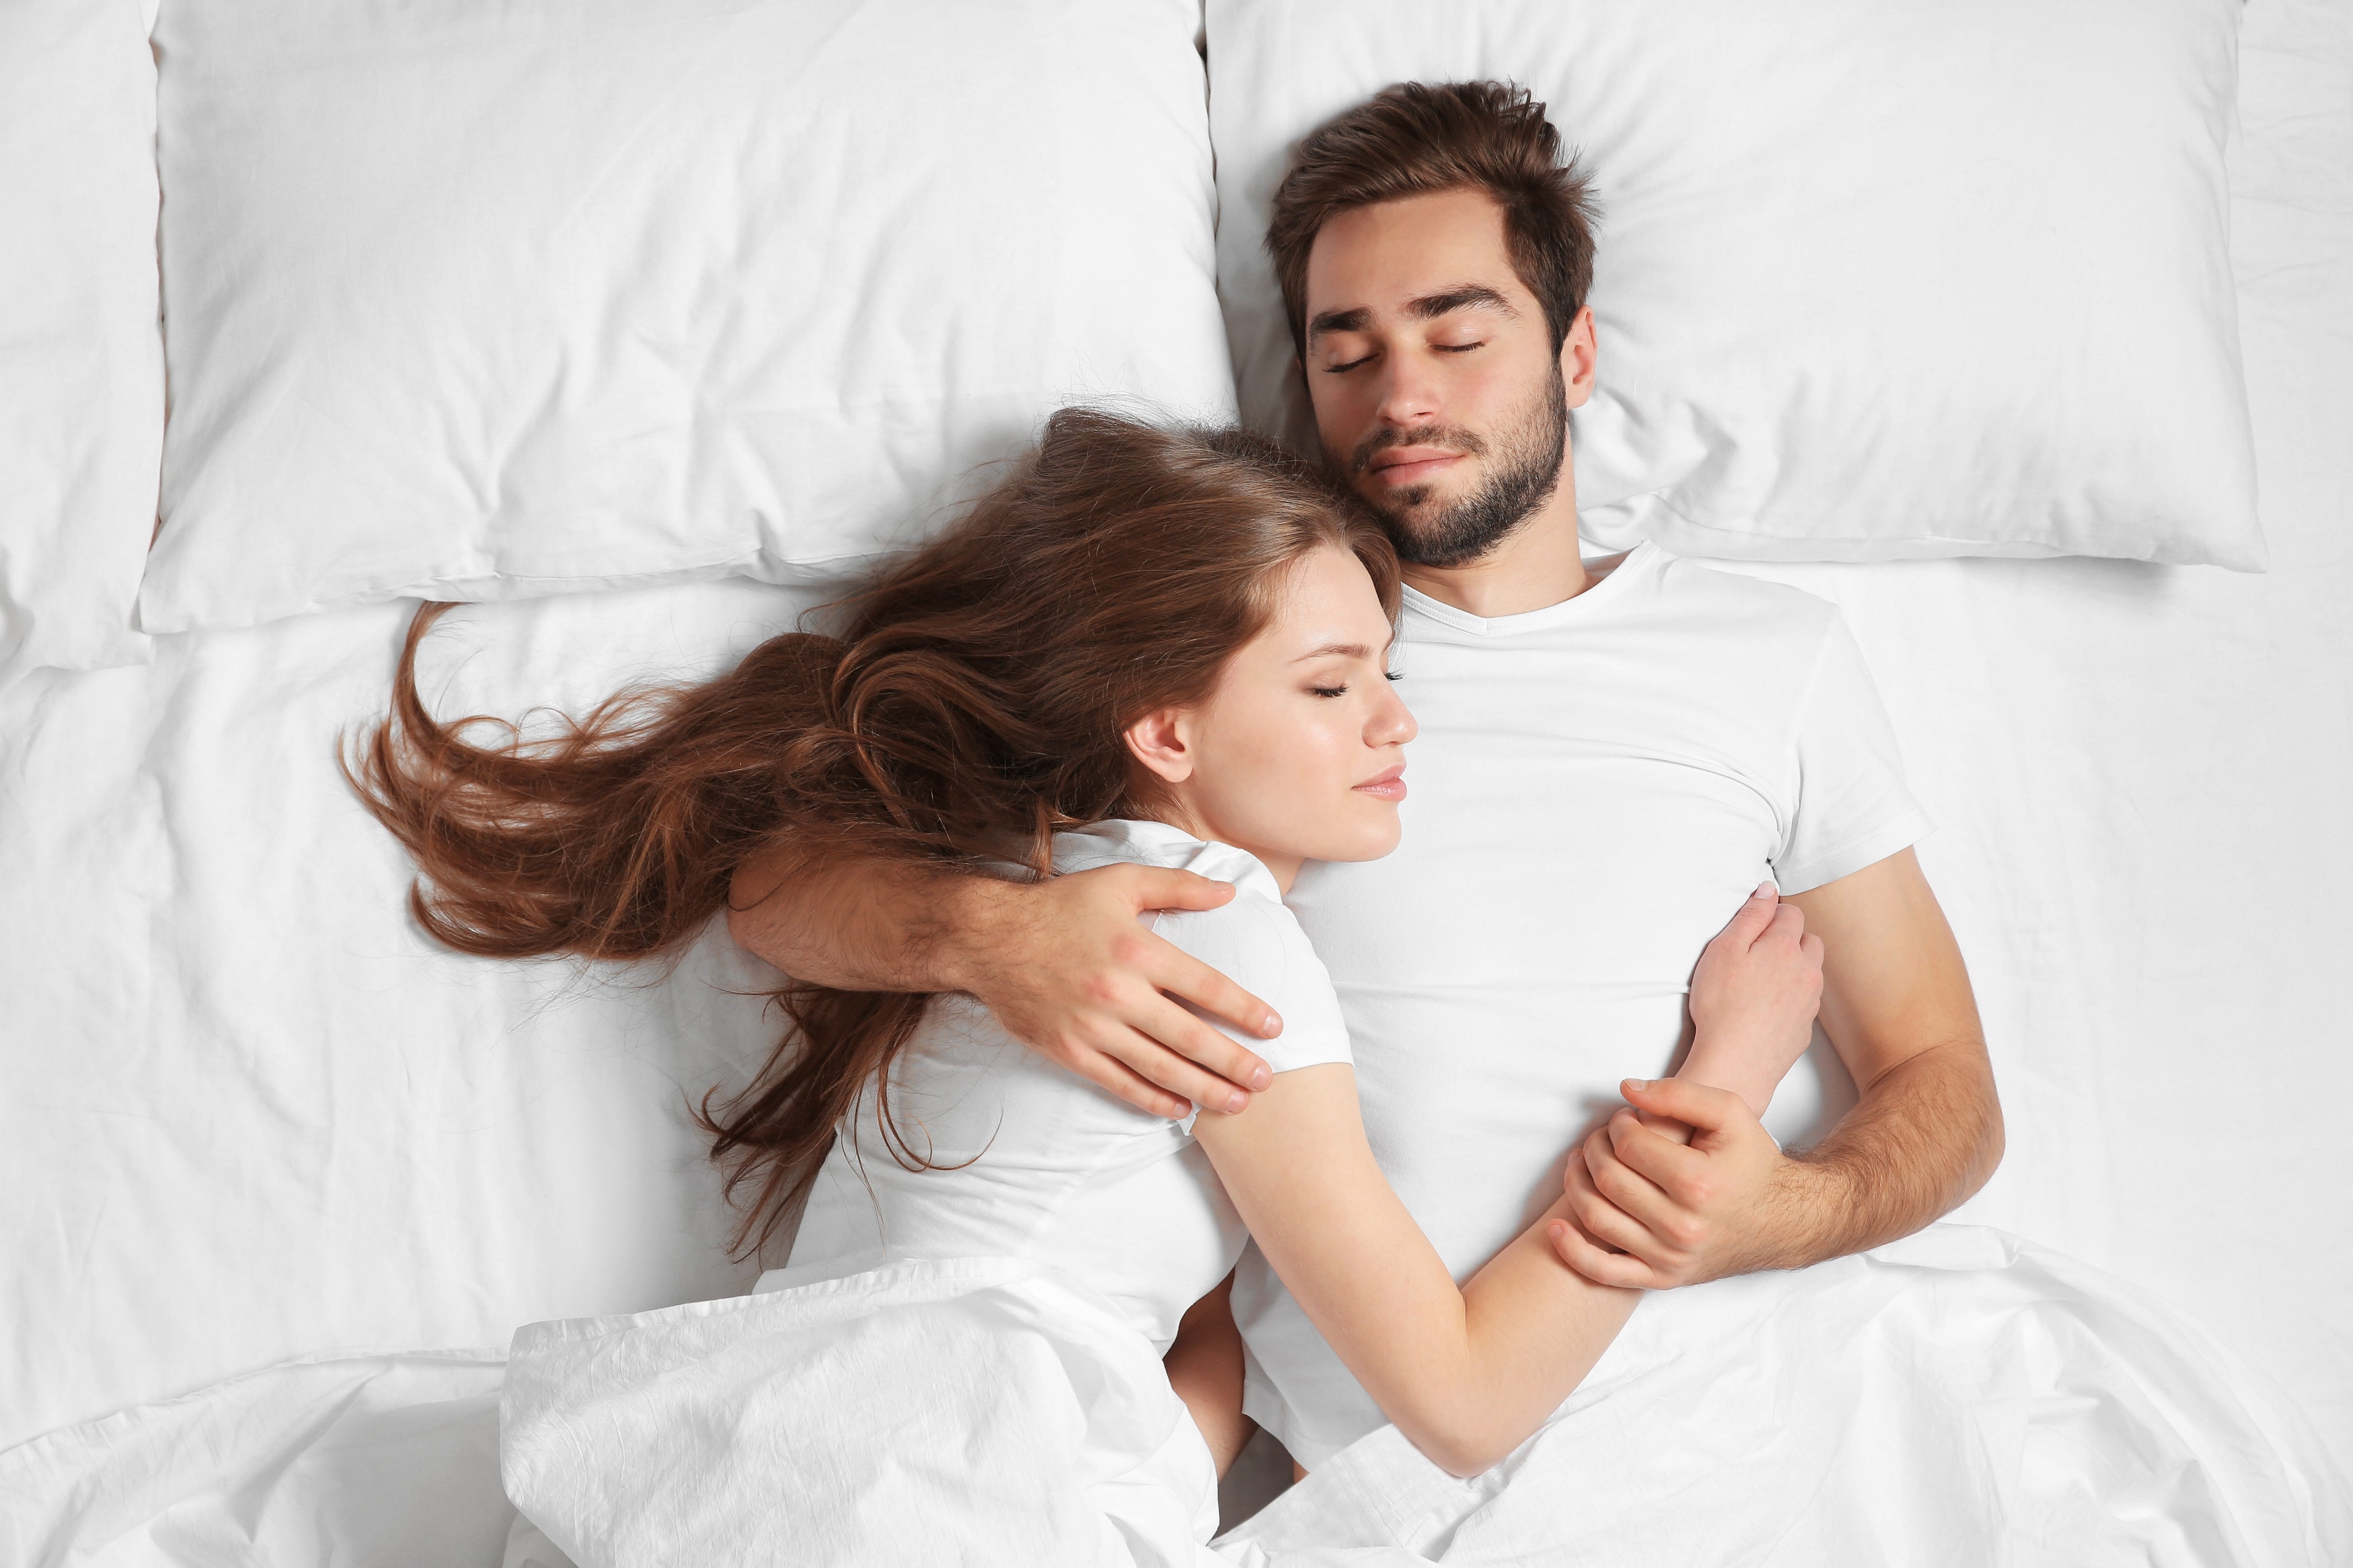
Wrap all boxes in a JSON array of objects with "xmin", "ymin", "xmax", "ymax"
[{"xmin": 1, "ymin": 0, "xmax": 2347, "ymax": 1543}]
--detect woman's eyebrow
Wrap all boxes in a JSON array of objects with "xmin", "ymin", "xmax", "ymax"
[{"xmin": 1292, "ymin": 641, "xmax": 1373, "ymax": 663}]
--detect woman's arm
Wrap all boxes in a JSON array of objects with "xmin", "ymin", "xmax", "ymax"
[
  {"xmin": 1190, "ymin": 885, "xmax": 1820, "ymax": 1478},
  {"xmin": 1163, "ymin": 1272, "xmax": 1253, "ymax": 1476},
  {"xmin": 1191, "ymin": 1067, "xmax": 1638, "ymax": 1478}
]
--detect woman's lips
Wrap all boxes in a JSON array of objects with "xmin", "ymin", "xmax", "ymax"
[
  {"xmin": 1369, "ymin": 452, "xmax": 1461, "ymax": 488},
  {"xmin": 1352, "ymin": 765, "xmax": 1407, "ymax": 802}
]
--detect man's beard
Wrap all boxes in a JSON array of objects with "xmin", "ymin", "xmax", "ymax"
[{"xmin": 1345, "ymin": 361, "xmax": 1568, "ymax": 570}]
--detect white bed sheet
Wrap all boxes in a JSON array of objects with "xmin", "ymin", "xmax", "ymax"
[
  {"xmin": 1, "ymin": 0, "xmax": 2348, "ymax": 1538},
  {"xmin": 0, "ymin": 576, "xmax": 822, "ymax": 1457},
  {"xmin": 1740, "ymin": 0, "xmax": 2353, "ymax": 1468}
]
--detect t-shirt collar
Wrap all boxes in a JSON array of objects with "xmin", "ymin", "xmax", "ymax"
[{"xmin": 1400, "ymin": 540, "xmax": 1662, "ymax": 637}]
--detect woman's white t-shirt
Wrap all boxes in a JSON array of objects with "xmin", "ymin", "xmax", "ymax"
[{"xmin": 766, "ymin": 818, "xmax": 1352, "ymax": 1352}]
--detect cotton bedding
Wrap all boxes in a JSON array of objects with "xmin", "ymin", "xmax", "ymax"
[
  {"xmin": 138, "ymin": 0, "xmax": 1236, "ymax": 637},
  {"xmin": 488, "ymin": 1228, "xmax": 2342, "ymax": 1566},
  {"xmin": 10, "ymin": 1230, "xmax": 2336, "ymax": 1565},
  {"xmin": 5, "ymin": 0, "xmax": 2353, "ymax": 1562},
  {"xmin": 0, "ymin": 0, "xmax": 164, "ymax": 674},
  {"xmin": 1205, "ymin": 0, "xmax": 2267, "ymax": 569}
]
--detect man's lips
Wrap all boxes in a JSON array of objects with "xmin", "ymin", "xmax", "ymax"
[
  {"xmin": 1366, "ymin": 449, "xmax": 1462, "ymax": 488},
  {"xmin": 1352, "ymin": 764, "xmax": 1407, "ymax": 802}
]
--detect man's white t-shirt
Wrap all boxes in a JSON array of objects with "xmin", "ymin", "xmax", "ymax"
[{"xmin": 1232, "ymin": 541, "xmax": 1933, "ymax": 1468}]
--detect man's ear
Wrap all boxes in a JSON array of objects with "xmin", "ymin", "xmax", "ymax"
[
  {"xmin": 1560, "ymin": 304, "xmax": 1599, "ymax": 410},
  {"xmin": 1124, "ymin": 706, "xmax": 1195, "ymax": 785}
]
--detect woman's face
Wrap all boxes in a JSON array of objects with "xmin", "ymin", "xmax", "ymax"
[{"xmin": 1126, "ymin": 546, "xmax": 1415, "ymax": 890}]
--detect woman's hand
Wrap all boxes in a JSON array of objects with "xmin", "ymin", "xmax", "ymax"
[{"xmin": 1680, "ymin": 882, "xmax": 1824, "ymax": 1119}]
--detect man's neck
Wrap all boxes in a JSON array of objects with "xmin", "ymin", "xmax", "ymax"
[{"xmin": 1398, "ymin": 484, "xmax": 1590, "ymax": 620}]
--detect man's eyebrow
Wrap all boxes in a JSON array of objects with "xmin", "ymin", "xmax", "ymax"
[
  {"xmin": 1408, "ymin": 284, "xmax": 1516, "ymax": 321},
  {"xmin": 1306, "ymin": 306, "xmax": 1369, "ymax": 341},
  {"xmin": 1306, "ymin": 286, "xmax": 1517, "ymax": 341},
  {"xmin": 1292, "ymin": 641, "xmax": 1373, "ymax": 663}
]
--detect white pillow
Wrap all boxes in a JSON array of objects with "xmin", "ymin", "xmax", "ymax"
[
  {"xmin": 0, "ymin": 0, "xmax": 162, "ymax": 674},
  {"xmin": 142, "ymin": 0, "xmax": 1236, "ymax": 635},
  {"xmin": 1205, "ymin": 0, "xmax": 2265, "ymax": 570}
]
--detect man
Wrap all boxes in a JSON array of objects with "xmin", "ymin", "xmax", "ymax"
[{"xmin": 728, "ymin": 81, "xmax": 2000, "ymax": 1473}]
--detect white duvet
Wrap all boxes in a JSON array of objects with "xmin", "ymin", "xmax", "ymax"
[
  {"xmin": 509, "ymin": 1226, "xmax": 2341, "ymax": 1566},
  {"xmin": 14, "ymin": 1224, "xmax": 2335, "ymax": 1566},
  {"xmin": 1229, "ymin": 1227, "xmax": 2349, "ymax": 1566},
  {"xmin": 504, "ymin": 1257, "xmax": 1225, "ymax": 1567}
]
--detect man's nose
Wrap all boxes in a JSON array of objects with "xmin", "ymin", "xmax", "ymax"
[{"xmin": 1373, "ymin": 352, "xmax": 1442, "ymax": 429}]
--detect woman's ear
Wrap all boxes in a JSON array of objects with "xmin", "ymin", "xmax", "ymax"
[{"xmin": 1124, "ymin": 706, "xmax": 1195, "ymax": 785}]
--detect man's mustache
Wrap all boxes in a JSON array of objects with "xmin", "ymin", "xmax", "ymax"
[{"xmin": 1349, "ymin": 423, "xmax": 1489, "ymax": 478}]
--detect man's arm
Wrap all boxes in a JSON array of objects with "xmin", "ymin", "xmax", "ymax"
[
  {"xmin": 1550, "ymin": 847, "xmax": 2002, "ymax": 1286},
  {"xmin": 726, "ymin": 840, "xmax": 1280, "ymax": 1117}
]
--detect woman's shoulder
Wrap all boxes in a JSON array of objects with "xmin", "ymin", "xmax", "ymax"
[
  {"xmin": 1050, "ymin": 819, "xmax": 1351, "ymax": 1074},
  {"xmin": 1054, "ymin": 821, "xmax": 1294, "ymax": 947},
  {"xmin": 1052, "ymin": 819, "xmax": 1280, "ymax": 898},
  {"xmin": 1155, "ymin": 904, "xmax": 1353, "ymax": 1081}
]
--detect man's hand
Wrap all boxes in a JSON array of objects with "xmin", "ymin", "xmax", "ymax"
[
  {"xmin": 1548, "ymin": 850, "xmax": 2001, "ymax": 1291},
  {"xmin": 951, "ymin": 863, "xmax": 1283, "ymax": 1119},
  {"xmin": 727, "ymin": 843, "xmax": 1283, "ymax": 1120},
  {"xmin": 1546, "ymin": 1077, "xmax": 1805, "ymax": 1289}
]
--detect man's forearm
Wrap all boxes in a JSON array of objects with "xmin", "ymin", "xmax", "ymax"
[
  {"xmin": 1558, "ymin": 855, "xmax": 2002, "ymax": 1291},
  {"xmin": 1771, "ymin": 850, "xmax": 2003, "ymax": 1270},
  {"xmin": 725, "ymin": 840, "xmax": 1007, "ymax": 994},
  {"xmin": 723, "ymin": 836, "xmax": 1274, "ymax": 1115},
  {"xmin": 1768, "ymin": 1036, "xmax": 2003, "ymax": 1270}
]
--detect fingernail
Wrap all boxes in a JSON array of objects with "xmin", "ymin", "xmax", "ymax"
[
  {"xmin": 1754, "ymin": 881, "xmax": 1775, "ymax": 897},
  {"xmin": 1250, "ymin": 1065, "xmax": 1272, "ymax": 1090},
  {"xmin": 1226, "ymin": 1092, "xmax": 1249, "ymax": 1114},
  {"xmin": 1262, "ymin": 1011, "xmax": 1283, "ymax": 1036}
]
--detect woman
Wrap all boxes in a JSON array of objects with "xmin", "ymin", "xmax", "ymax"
[{"xmin": 351, "ymin": 410, "xmax": 1819, "ymax": 1557}]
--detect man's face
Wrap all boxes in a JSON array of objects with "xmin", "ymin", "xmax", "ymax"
[{"xmin": 1300, "ymin": 188, "xmax": 1593, "ymax": 568}]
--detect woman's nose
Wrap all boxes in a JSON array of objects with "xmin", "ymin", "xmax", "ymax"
[{"xmin": 1369, "ymin": 684, "xmax": 1418, "ymax": 748}]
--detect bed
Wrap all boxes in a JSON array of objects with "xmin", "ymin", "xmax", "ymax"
[{"xmin": 3, "ymin": 0, "xmax": 2348, "ymax": 1562}]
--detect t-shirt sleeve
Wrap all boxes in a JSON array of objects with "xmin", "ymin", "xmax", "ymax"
[
  {"xmin": 1148, "ymin": 896, "xmax": 1354, "ymax": 1079},
  {"xmin": 1772, "ymin": 612, "xmax": 1935, "ymax": 895}
]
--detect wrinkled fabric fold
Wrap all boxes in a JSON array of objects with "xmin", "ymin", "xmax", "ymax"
[
  {"xmin": 503, "ymin": 1256, "xmax": 1233, "ymax": 1568},
  {"xmin": 1225, "ymin": 1227, "xmax": 2350, "ymax": 1567},
  {"xmin": 3, "ymin": 1229, "xmax": 2341, "ymax": 1566}
]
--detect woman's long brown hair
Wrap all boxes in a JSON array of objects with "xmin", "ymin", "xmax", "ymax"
[{"xmin": 345, "ymin": 409, "xmax": 1400, "ymax": 1256}]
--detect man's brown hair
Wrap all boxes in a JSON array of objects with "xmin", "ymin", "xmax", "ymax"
[{"xmin": 1266, "ymin": 81, "xmax": 1598, "ymax": 356}]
